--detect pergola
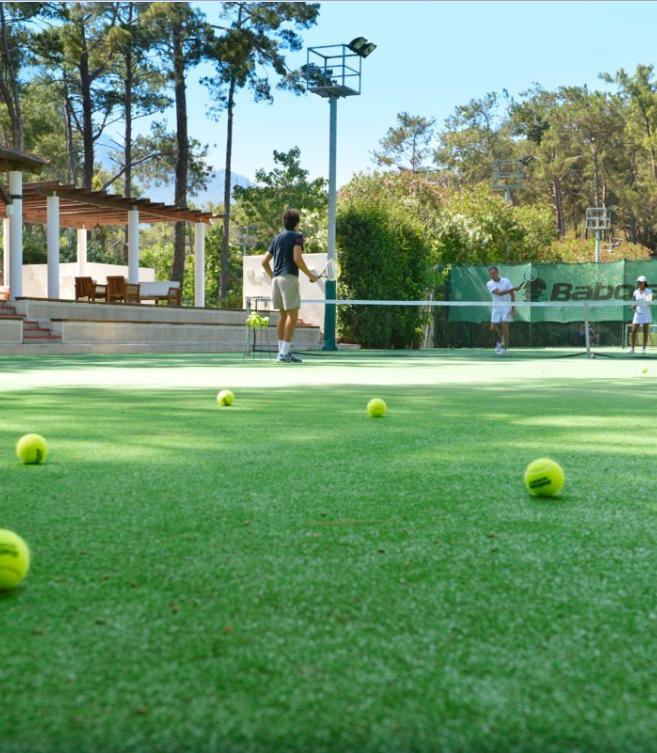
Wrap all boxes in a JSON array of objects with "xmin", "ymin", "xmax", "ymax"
[{"xmin": 0, "ymin": 146, "xmax": 219, "ymax": 307}]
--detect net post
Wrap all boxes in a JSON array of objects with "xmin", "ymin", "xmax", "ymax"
[
  {"xmin": 584, "ymin": 302, "xmax": 592, "ymax": 357},
  {"xmin": 244, "ymin": 296, "xmax": 252, "ymax": 358},
  {"xmin": 322, "ymin": 281, "xmax": 338, "ymax": 351}
]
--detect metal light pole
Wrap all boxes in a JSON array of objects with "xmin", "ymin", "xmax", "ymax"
[
  {"xmin": 306, "ymin": 37, "xmax": 376, "ymax": 350},
  {"xmin": 586, "ymin": 207, "xmax": 610, "ymax": 264}
]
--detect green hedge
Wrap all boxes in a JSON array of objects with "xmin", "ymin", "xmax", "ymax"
[{"xmin": 336, "ymin": 198, "xmax": 432, "ymax": 348}]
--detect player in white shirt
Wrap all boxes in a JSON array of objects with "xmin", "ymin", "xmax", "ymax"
[
  {"xmin": 486, "ymin": 266, "xmax": 525, "ymax": 355},
  {"xmin": 630, "ymin": 274, "xmax": 653, "ymax": 354}
]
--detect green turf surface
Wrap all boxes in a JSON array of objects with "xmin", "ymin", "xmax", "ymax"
[{"xmin": 2, "ymin": 352, "xmax": 657, "ymax": 753}]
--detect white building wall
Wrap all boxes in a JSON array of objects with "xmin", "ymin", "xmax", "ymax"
[
  {"xmin": 243, "ymin": 253, "xmax": 327, "ymax": 331},
  {"xmin": 21, "ymin": 263, "xmax": 156, "ymax": 300}
]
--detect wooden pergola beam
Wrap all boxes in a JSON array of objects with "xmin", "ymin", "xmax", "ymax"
[
  {"xmin": 0, "ymin": 147, "xmax": 49, "ymax": 176},
  {"xmin": 37, "ymin": 186, "xmax": 214, "ymax": 223},
  {"xmin": 14, "ymin": 180, "xmax": 219, "ymax": 225}
]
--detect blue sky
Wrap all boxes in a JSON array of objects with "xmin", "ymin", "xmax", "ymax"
[{"xmin": 143, "ymin": 1, "xmax": 657, "ymax": 188}]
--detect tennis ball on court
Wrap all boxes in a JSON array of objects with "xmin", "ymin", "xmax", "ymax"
[
  {"xmin": 524, "ymin": 458, "xmax": 565, "ymax": 497},
  {"xmin": 217, "ymin": 389, "xmax": 234, "ymax": 407},
  {"xmin": 367, "ymin": 398, "xmax": 387, "ymax": 418},
  {"xmin": 16, "ymin": 434, "xmax": 48, "ymax": 465},
  {"xmin": 642, "ymin": 367, "xmax": 649, "ymax": 374},
  {"xmin": 0, "ymin": 529, "xmax": 30, "ymax": 590}
]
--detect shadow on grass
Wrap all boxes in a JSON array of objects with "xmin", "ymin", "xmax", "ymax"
[
  {"xmin": 1, "ymin": 380, "xmax": 655, "ymax": 469},
  {"xmin": 0, "ymin": 348, "xmax": 627, "ymax": 374}
]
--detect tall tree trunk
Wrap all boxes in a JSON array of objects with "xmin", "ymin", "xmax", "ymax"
[
  {"xmin": 124, "ymin": 16, "xmax": 133, "ymax": 199},
  {"xmin": 629, "ymin": 214, "xmax": 638, "ymax": 244},
  {"xmin": 591, "ymin": 146, "xmax": 601, "ymax": 207},
  {"xmin": 123, "ymin": 8, "xmax": 133, "ymax": 264},
  {"xmin": 552, "ymin": 177, "xmax": 565, "ymax": 238},
  {"xmin": 640, "ymin": 111, "xmax": 657, "ymax": 181},
  {"xmin": 78, "ymin": 21, "xmax": 94, "ymax": 189},
  {"xmin": 63, "ymin": 82, "xmax": 77, "ymax": 184},
  {"xmin": 0, "ymin": 3, "xmax": 23, "ymax": 150},
  {"xmin": 172, "ymin": 22, "xmax": 188, "ymax": 284},
  {"xmin": 220, "ymin": 74, "xmax": 236, "ymax": 306}
]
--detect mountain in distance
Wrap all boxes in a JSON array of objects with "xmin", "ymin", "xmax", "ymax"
[{"xmin": 142, "ymin": 170, "xmax": 252, "ymax": 209}]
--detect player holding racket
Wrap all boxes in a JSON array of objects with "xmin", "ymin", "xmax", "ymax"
[
  {"xmin": 262, "ymin": 209, "xmax": 318, "ymax": 363},
  {"xmin": 486, "ymin": 266, "xmax": 526, "ymax": 355},
  {"xmin": 630, "ymin": 275, "xmax": 653, "ymax": 354}
]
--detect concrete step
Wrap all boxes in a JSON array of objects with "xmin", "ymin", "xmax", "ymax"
[
  {"xmin": 23, "ymin": 328, "xmax": 61, "ymax": 341},
  {"xmin": 15, "ymin": 299, "xmax": 257, "ymax": 327},
  {"xmin": 56, "ymin": 320, "xmax": 320, "ymax": 347},
  {"xmin": 23, "ymin": 327, "xmax": 53, "ymax": 335},
  {"xmin": 22, "ymin": 315, "xmax": 65, "ymax": 343},
  {"xmin": 0, "ymin": 342, "xmax": 299, "ymax": 355}
]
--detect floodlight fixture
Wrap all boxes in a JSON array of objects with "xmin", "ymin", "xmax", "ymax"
[
  {"xmin": 492, "ymin": 159, "xmax": 526, "ymax": 201},
  {"xmin": 347, "ymin": 37, "xmax": 377, "ymax": 58},
  {"xmin": 586, "ymin": 206, "xmax": 611, "ymax": 263}
]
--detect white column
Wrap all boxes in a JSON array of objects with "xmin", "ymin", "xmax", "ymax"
[
  {"xmin": 194, "ymin": 222, "xmax": 205, "ymax": 307},
  {"xmin": 128, "ymin": 208, "xmax": 139, "ymax": 283},
  {"xmin": 8, "ymin": 171, "xmax": 22, "ymax": 299},
  {"xmin": 76, "ymin": 228, "xmax": 87, "ymax": 276},
  {"xmin": 2, "ymin": 217, "xmax": 9, "ymax": 288},
  {"xmin": 47, "ymin": 194, "xmax": 60, "ymax": 298}
]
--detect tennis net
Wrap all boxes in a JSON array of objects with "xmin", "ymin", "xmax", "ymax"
[{"xmin": 245, "ymin": 296, "xmax": 657, "ymax": 357}]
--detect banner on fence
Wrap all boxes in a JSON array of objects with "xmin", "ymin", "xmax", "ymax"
[{"xmin": 449, "ymin": 260, "xmax": 657, "ymax": 322}]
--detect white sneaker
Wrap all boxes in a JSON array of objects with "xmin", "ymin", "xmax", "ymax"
[
  {"xmin": 630, "ymin": 347, "xmax": 635, "ymax": 353},
  {"xmin": 494, "ymin": 343, "xmax": 502, "ymax": 354},
  {"xmin": 642, "ymin": 348, "xmax": 647, "ymax": 354},
  {"xmin": 501, "ymin": 348, "xmax": 508, "ymax": 356}
]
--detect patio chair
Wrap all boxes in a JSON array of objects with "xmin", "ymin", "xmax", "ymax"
[
  {"xmin": 106, "ymin": 276, "xmax": 141, "ymax": 304},
  {"xmin": 75, "ymin": 276, "xmax": 108, "ymax": 303}
]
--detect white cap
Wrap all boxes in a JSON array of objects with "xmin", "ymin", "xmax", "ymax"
[{"xmin": 637, "ymin": 275, "xmax": 648, "ymax": 282}]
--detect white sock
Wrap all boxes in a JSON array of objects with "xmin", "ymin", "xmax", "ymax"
[
  {"xmin": 280, "ymin": 341, "xmax": 291, "ymax": 356},
  {"xmin": 278, "ymin": 340, "xmax": 283, "ymax": 353}
]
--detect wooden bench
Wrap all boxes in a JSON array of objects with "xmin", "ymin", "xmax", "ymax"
[
  {"xmin": 139, "ymin": 281, "xmax": 181, "ymax": 306},
  {"xmin": 75, "ymin": 276, "xmax": 180, "ymax": 306}
]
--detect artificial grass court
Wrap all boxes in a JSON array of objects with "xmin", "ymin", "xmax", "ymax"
[{"xmin": 3, "ymin": 352, "xmax": 657, "ymax": 753}]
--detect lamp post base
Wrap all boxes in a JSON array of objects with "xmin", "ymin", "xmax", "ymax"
[{"xmin": 321, "ymin": 342, "xmax": 338, "ymax": 352}]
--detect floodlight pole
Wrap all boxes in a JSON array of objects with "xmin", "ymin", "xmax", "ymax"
[
  {"xmin": 306, "ymin": 39, "xmax": 375, "ymax": 351},
  {"xmin": 324, "ymin": 95, "xmax": 338, "ymax": 351},
  {"xmin": 586, "ymin": 207, "xmax": 608, "ymax": 264}
]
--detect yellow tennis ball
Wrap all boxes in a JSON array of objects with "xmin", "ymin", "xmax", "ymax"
[
  {"xmin": 641, "ymin": 367, "xmax": 649, "ymax": 374},
  {"xmin": 16, "ymin": 433, "xmax": 48, "ymax": 465},
  {"xmin": 217, "ymin": 389, "xmax": 234, "ymax": 407},
  {"xmin": 367, "ymin": 398, "xmax": 387, "ymax": 418},
  {"xmin": 524, "ymin": 458, "xmax": 565, "ymax": 497},
  {"xmin": 0, "ymin": 529, "xmax": 30, "ymax": 590}
]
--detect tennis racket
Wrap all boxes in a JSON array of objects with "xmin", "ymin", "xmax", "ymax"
[
  {"xmin": 316, "ymin": 258, "xmax": 341, "ymax": 282},
  {"xmin": 521, "ymin": 269, "xmax": 538, "ymax": 288}
]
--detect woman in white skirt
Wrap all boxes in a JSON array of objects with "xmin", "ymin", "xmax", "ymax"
[{"xmin": 630, "ymin": 275, "xmax": 653, "ymax": 354}]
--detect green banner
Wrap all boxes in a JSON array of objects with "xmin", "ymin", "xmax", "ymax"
[{"xmin": 449, "ymin": 260, "xmax": 657, "ymax": 322}]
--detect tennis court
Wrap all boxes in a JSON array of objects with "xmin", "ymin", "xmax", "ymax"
[{"xmin": 2, "ymin": 351, "xmax": 657, "ymax": 753}]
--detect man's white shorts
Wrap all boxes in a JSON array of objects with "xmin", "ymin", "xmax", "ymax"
[
  {"xmin": 633, "ymin": 311, "xmax": 652, "ymax": 325},
  {"xmin": 491, "ymin": 306, "xmax": 512, "ymax": 324},
  {"xmin": 272, "ymin": 274, "xmax": 301, "ymax": 311}
]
